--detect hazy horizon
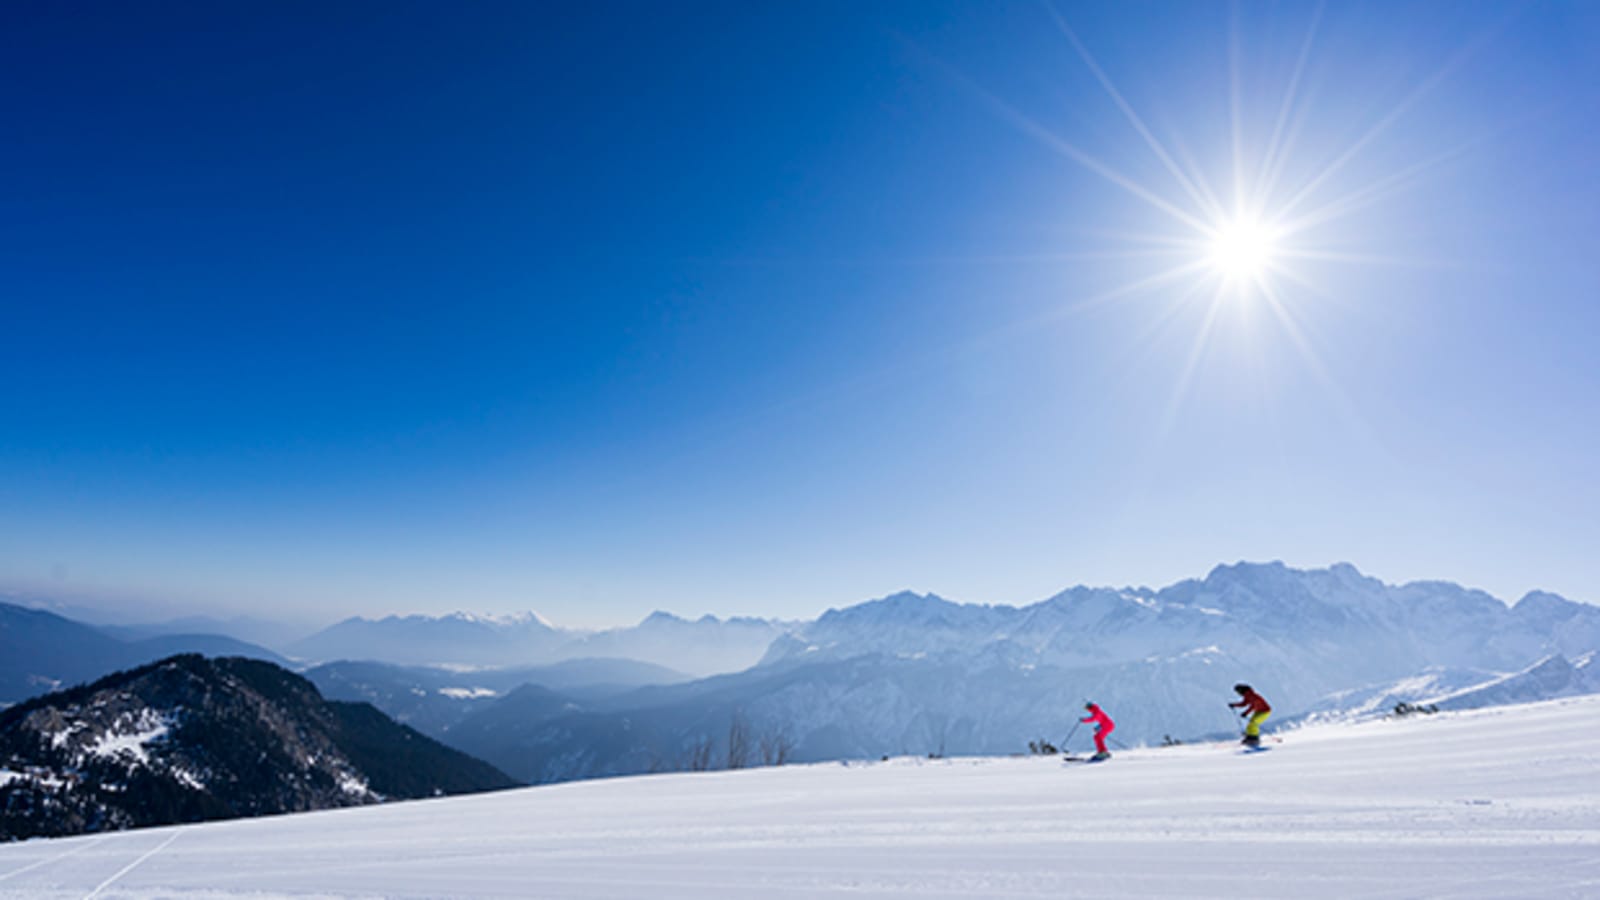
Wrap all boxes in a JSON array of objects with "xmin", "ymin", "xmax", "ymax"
[{"xmin": 5, "ymin": 556, "xmax": 1593, "ymax": 635}]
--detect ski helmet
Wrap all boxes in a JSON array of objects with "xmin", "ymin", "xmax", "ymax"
[
  {"xmin": 1234, "ymin": 683, "xmax": 1251, "ymax": 695},
  {"xmin": 1084, "ymin": 702, "xmax": 1096, "ymax": 710}
]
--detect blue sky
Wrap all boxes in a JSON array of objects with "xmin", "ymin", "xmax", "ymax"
[{"xmin": 3, "ymin": 2, "xmax": 1597, "ymax": 627}]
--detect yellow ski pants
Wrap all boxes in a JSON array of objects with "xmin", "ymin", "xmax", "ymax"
[{"xmin": 1245, "ymin": 711, "xmax": 1271, "ymax": 738}]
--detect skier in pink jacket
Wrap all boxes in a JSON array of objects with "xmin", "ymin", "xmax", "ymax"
[{"xmin": 1081, "ymin": 702, "xmax": 1115, "ymax": 761}]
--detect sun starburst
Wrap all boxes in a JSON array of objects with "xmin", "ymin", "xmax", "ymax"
[
  {"xmin": 1204, "ymin": 212, "xmax": 1283, "ymax": 290},
  {"xmin": 931, "ymin": 2, "xmax": 1492, "ymax": 436}
]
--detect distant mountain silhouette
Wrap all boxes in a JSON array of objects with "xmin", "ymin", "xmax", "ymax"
[
  {"xmin": 0, "ymin": 602, "xmax": 286, "ymax": 705},
  {"xmin": 289, "ymin": 609, "xmax": 787, "ymax": 675},
  {"xmin": 98, "ymin": 614, "xmax": 314, "ymax": 650}
]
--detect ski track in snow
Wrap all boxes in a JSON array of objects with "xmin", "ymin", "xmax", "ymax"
[
  {"xmin": 0, "ymin": 696, "xmax": 1596, "ymax": 898},
  {"xmin": 81, "ymin": 831, "xmax": 181, "ymax": 900},
  {"xmin": 0, "ymin": 835, "xmax": 106, "ymax": 884}
]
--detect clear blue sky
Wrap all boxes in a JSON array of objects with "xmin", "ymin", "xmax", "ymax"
[{"xmin": 4, "ymin": 2, "xmax": 1597, "ymax": 627}]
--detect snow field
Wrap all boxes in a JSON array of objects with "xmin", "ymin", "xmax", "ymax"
[{"xmin": 0, "ymin": 695, "xmax": 1597, "ymax": 898}]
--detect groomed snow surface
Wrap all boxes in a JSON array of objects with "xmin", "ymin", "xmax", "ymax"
[{"xmin": 3, "ymin": 696, "xmax": 1597, "ymax": 899}]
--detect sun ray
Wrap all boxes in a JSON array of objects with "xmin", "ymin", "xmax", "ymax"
[
  {"xmin": 1253, "ymin": 0, "xmax": 1326, "ymax": 209},
  {"xmin": 1273, "ymin": 248, "xmax": 1461, "ymax": 268},
  {"xmin": 1064, "ymin": 259, "xmax": 1215, "ymax": 316},
  {"xmin": 867, "ymin": 248, "xmax": 1201, "ymax": 266},
  {"xmin": 1159, "ymin": 283, "xmax": 1231, "ymax": 437},
  {"xmin": 1276, "ymin": 134, "xmax": 1487, "ymax": 237},
  {"xmin": 935, "ymin": 58, "xmax": 1217, "ymax": 234},
  {"xmin": 1061, "ymin": 227, "xmax": 1211, "ymax": 251},
  {"xmin": 1047, "ymin": 6, "xmax": 1227, "ymax": 223},
  {"xmin": 1274, "ymin": 17, "xmax": 1509, "ymax": 222},
  {"xmin": 1229, "ymin": 1, "xmax": 1247, "ymax": 216},
  {"xmin": 1257, "ymin": 280, "xmax": 1389, "ymax": 457},
  {"xmin": 1120, "ymin": 276, "xmax": 1218, "ymax": 369},
  {"xmin": 1267, "ymin": 264, "xmax": 1388, "ymax": 327},
  {"xmin": 929, "ymin": 260, "xmax": 1219, "ymax": 370},
  {"xmin": 1167, "ymin": 131, "xmax": 1231, "ymax": 235}
]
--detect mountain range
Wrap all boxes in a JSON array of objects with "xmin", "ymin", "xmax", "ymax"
[{"xmin": 412, "ymin": 562, "xmax": 1600, "ymax": 783}]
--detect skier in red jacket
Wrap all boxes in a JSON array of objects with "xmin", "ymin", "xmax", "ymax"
[
  {"xmin": 1229, "ymin": 683, "xmax": 1272, "ymax": 746},
  {"xmin": 1081, "ymin": 702, "xmax": 1115, "ymax": 761}
]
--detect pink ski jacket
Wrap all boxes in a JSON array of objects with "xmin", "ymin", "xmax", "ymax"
[{"xmin": 1080, "ymin": 704, "xmax": 1114, "ymax": 731}]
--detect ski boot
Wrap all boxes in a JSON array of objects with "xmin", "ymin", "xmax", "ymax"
[
  {"xmin": 1241, "ymin": 734, "xmax": 1261, "ymax": 747},
  {"xmin": 1090, "ymin": 750, "xmax": 1111, "ymax": 761}
]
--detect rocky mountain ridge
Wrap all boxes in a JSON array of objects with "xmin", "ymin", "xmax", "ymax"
[{"xmin": 0, "ymin": 655, "xmax": 516, "ymax": 841}]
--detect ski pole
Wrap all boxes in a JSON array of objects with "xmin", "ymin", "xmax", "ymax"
[
  {"xmin": 1061, "ymin": 720, "xmax": 1081, "ymax": 752},
  {"xmin": 1226, "ymin": 707, "xmax": 1243, "ymax": 736}
]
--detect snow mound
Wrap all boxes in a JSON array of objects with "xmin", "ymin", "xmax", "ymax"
[{"xmin": 85, "ymin": 709, "xmax": 172, "ymax": 765}]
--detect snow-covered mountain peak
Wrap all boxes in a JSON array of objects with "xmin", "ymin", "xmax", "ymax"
[
  {"xmin": 443, "ymin": 610, "xmax": 557, "ymax": 630},
  {"xmin": 1040, "ymin": 584, "xmax": 1142, "ymax": 605}
]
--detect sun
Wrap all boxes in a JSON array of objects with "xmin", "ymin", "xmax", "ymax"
[
  {"xmin": 953, "ymin": 1, "xmax": 1457, "ymax": 427},
  {"xmin": 1205, "ymin": 214, "xmax": 1281, "ymax": 286}
]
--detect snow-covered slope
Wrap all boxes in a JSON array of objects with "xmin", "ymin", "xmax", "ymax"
[
  {"xmin": 1431, "ymin": 652, "xmax": 1596, "ymax": 711},
  {"xmin": 2, "ymin": 695, "xmax": 1595, "ymax": 898}
]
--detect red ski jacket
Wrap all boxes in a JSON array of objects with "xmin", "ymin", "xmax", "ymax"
[
  {"xmin": 1080, "ymin": 704, "xmax": 1114, "ymax": 731},
  {"xmin": 1230, "ymin": 691, "xmax": 1271, "ymax": 715}
]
